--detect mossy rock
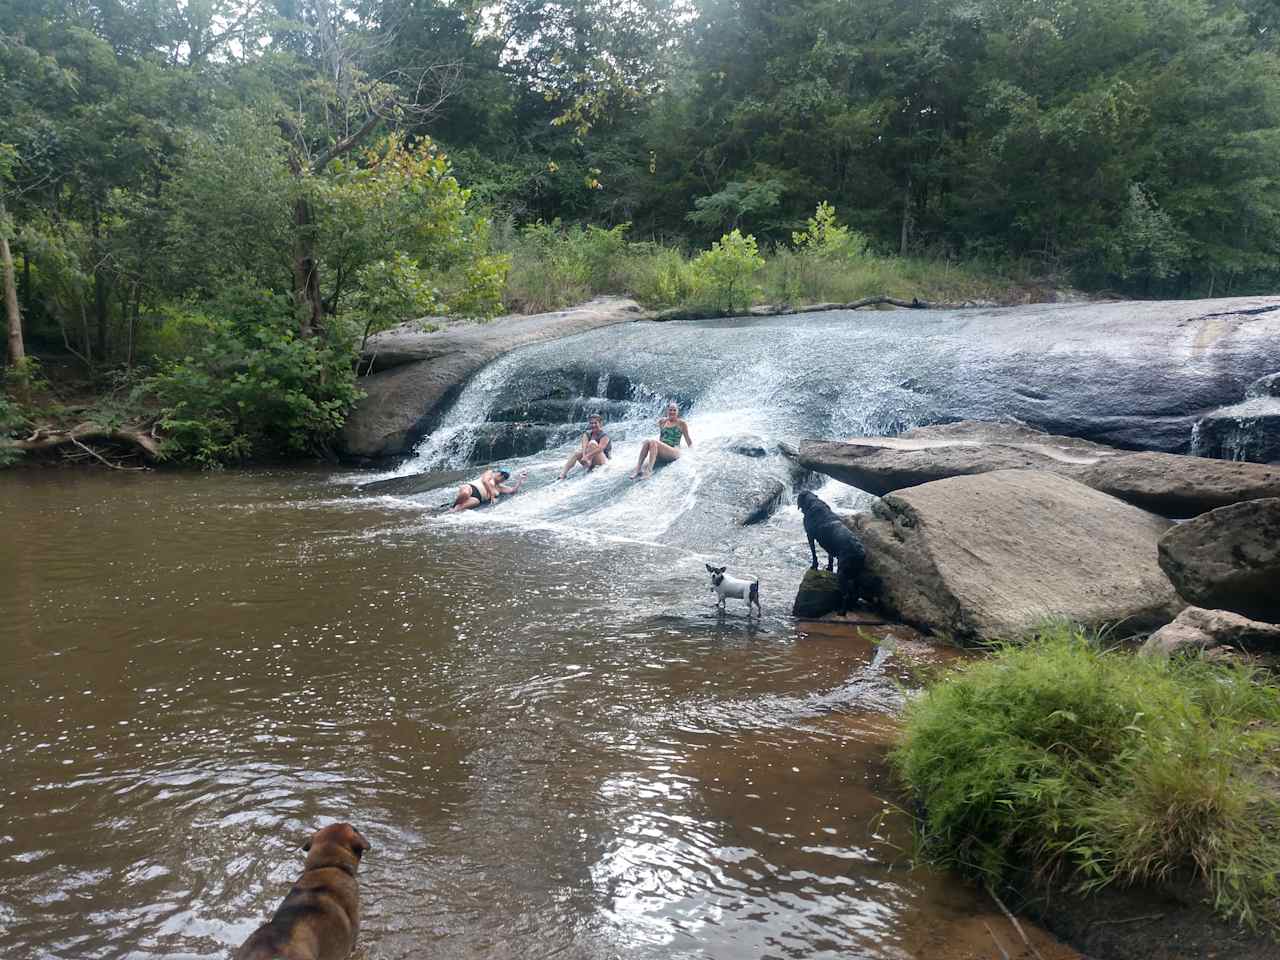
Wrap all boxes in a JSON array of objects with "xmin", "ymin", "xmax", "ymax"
[{"xmin": 792, "ymin": 568, "xmax": 843, "ymax": 618}]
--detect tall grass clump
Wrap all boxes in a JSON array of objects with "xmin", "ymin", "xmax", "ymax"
[{"xmin": 893, "ymin": 623, "xmax": 1280, "ymax": 929}]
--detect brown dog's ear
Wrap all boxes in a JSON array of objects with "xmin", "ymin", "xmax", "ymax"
[{"xmin": 351, "ymin": 829, "xmax": 371, "ymax": 857}]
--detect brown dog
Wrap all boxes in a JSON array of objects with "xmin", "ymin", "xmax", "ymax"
[{"xmin": 234, "ymin": 823, "xmax": 371, "ymax": 960}]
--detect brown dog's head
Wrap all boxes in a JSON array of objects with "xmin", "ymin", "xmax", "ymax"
[{"xmin": 301, "ymin": 823, "xmax": 371, "ymax": 872}]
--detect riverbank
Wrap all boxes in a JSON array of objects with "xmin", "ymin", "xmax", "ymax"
[{"xmin": 891, "ymin": 624, "xmax": 1280, "ymax": 958}]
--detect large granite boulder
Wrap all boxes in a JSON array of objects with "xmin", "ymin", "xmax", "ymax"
[
  {"xmin": 796, "ymin": 421, "xmax": 1280, "ymax": 518},
  {"xmin": 850, "ymin": 469, "xmax": 1183, "ymax": 641},
  {"xmin": 1140, "ymin": 606, "xmax": 1280, "ymax": 658},
  {"xmin": 1157, "ymin": 498, "xmax": 1280, "ymax": 622},
  {"xmin": 340, "ymin": 297, "xmax": 643, "ymax": 459}
]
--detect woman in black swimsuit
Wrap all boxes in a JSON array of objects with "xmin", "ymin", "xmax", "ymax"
[
  {"xmin": 559, "ymin": 413, "xmax": 612, "ymax": 480},
  {"xmin": 451, "ymin": 468, "xmax": 526, "ymax": 511}
]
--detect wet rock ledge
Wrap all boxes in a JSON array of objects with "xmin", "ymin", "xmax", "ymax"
[{"xmin": 340, "ymin": 297, "xmax": 644, "ymax": 460}]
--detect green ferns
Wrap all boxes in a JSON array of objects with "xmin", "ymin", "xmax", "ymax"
[{"xmin": 893, "ymin": 625, "xmax": 1280, "ymax": 929}]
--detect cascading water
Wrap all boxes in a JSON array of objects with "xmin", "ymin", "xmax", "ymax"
[{"xmin": 359, "ymin": 303, "xmax": 1280, "ymax": 558}]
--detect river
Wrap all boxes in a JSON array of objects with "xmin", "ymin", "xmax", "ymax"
[{"xmin": 0, "ymin": 465, "xmax": 1076, "ymax": 960}]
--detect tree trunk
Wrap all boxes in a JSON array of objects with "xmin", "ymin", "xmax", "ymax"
[
  {"xmin": 1, "ymin": 207, "xmax": 23, "ymax": 366},
  {"xmin": 292, "ymin": 195, "xmax": 323, "ymax": 338},
  {"xmin": 91, "ymin": 208, "xmax": 109, "ymax": 364},
  {"xmin": 899, "ymin": 175, "xmax": 912, "ymax": 257}
]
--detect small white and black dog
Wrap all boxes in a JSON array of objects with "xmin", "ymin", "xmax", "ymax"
[{"xmin": 706, "ymin": 564, "xmax": 762, "ymax": 617}]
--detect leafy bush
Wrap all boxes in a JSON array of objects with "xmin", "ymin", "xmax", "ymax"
[
  {"xmin": 347, "ymin": 253, "xmax": 443, "ymax": 350},
  {"xmin": 501, "ymin": 220, "xmax": 634, "ymax": 311},
  {"xmin": 689, "ymin": 229, "xmax": 765, "ymax": 313},
  {"xmin": 791, "ymin": 202, "xmax": 869, "ymax": 262},
  {"xmin": 624, "ymin": 245, "xmax": 701, "ymax": 308},
  {"xmin": 146, "ymin": 284, "xmax": 363, "ymax": 466},
  {"xmin": 893, "ymin": 624, "xmax": 1280, "ymax": 929}
]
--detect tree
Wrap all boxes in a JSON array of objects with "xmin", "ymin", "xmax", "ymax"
[
  {"xmin": 261, "ymin": 0, "xmax": 460, "ymax": 336},
  {"xmin": 0, "ymin": 144, "xmax": 23, "ymax": 366}
]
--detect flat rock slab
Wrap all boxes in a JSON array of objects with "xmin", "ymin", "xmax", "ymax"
[
  {"xmin": 1077, "ymin": 451, "xmax": 1280, "ymax": 517},
  {"xmin": 1158, "ymin": 497, "xmax": 1280, "ymax": 622},
  {"xmin": 341, "ymin": 297, "xmax": 644, "ymax": 459},
  {"xmin": 799, "ymin": 420, "xmax": 1280, "ymax": 517},
  {"xmin": 850, "ymin": 469, "xmax": 1183, "ymax": 641}
]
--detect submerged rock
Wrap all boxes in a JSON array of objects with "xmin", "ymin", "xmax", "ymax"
[
  {"xmin": 1140, "ymin": 606, "xmax": 1280, "ymax": 657},
  {"xmin": 737, "ymin": 479, "xmax": 786, "ymax": 526},
  {"xmin": 1158, "ymin": 498, "xmax": 1280, "ymax": 622},
  {"xmin": 356, "ymin": 469, "xmax": 470, "ymax": 497},
  {"xmin": 851, "ymin": 469, "xmax": 1182, "ymax": 641}
]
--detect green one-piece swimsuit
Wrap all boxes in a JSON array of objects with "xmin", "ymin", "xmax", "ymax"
[{"xmin": 659, "ymin": 422, "xmax": 683, "ymax": 447}]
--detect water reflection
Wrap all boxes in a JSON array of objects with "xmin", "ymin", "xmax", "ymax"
[{"xmin": 0, "ymin": 470, "xmax": 1073, "ymax": 960}]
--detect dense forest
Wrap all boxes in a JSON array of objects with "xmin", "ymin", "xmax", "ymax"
[{"xmin": 2, "ymin": 0, "xmax": 1279, "ymax": 464}]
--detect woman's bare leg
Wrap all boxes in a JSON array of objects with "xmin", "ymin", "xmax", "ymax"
[
  {"xmin": 451, "ymin": 485, "xmax": 481, "ymax": 511},
  {"xmin": 631, "ymin": 440, "xmax": 652, "ymax": 478},
  {"xmin": 643, "ymin": 441, "xmax": 680, "ymax": 477},
  {"xmin": 559, "ymin": 449, "xmax": 584, "ymax": 479}
]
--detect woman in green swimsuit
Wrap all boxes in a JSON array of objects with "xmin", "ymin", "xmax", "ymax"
[{"xmin": 631, "ymin": 402, "xmax": 692, "ymax": 478}]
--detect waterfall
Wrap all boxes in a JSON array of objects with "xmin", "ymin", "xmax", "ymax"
[{"xmin": 358, "ymin": 306, "xmax": 1280, "ymax": 544}]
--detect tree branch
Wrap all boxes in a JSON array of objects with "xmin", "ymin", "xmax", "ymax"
[
  {"xmin": 8, "ymin": 422, "xmax": 163, "ymax": 461},
  {"xmin": 312, "ymin": 97, "xmax": 397, "ymax": 172}
]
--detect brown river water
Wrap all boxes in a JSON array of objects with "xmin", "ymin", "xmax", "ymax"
[{"xmin": 0, "ymin": 469, "xmax": 1077, "ymax": 960}]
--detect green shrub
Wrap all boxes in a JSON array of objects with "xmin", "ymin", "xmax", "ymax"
[
  {"xmin": 689, "ymin": 229, "xmax": 765, "ymax": 314},
  {"xmin": 893, "ymin": 624, "xmax": 1280, "ymax": 929},
  {"xmin": 145, "ymin": 284, "xmax": 363, "ymax": 466},
  {"xmin": 791, "ymin": 201, "xmax": 869, "ymax": 262},
  {"xmin": 623, "ymin": 245, "xmax": 701, "ymax": 308},
  {"xmin": 501, "ymin": 219, "xmax": 634, "ymax": 312}
]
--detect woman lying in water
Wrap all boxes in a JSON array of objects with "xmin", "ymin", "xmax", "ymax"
[
  {"xmin": 451, "ymin": 467, "xmax": 527, "ymax": 511},
  {"xmin": 631, "ymin": 402, "xmax": 692, "ymax": 479}
]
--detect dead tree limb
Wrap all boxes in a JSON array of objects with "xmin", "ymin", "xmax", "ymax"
[
  {"xmin": 5, "ymin": 421, "xmax": 163, "ymax": 461},
  {"xmin": 69, "ymin": 435, "xmax": 148, "ymax": 471}
]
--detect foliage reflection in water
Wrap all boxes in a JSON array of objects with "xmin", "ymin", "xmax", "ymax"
[{"xmin": 0, "ymin": 470, "xmax": 1075, "ymax": 960}]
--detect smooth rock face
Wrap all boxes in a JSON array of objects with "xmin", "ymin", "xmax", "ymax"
[
  {"xmin": 340, "ymin": 297, "xmax": 643, "ymax": 459},
  {"xmin": 850, "ymin": 469, "xmax": 1183, "ymax": 641},
  {"xmin": 1077, "ymin": 451, "xmax": 1280, "ymax": 517},
  {"xmin": 356, "ymin": 469, "xmax": 470, "ymax": 497},
  {"xmin": 1158, "ymin": 498, "xmax": 1280, "ymax": 622},
  {"xmin": 792, "ymin": 568, "xmax": 844, "ymax": 619},
  {"xmin": 1140, "ymin": 606, "xmax": 1280, "ymax": 657}
]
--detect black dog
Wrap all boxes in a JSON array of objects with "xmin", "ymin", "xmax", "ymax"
[{"xmin": 796, "ymin": 490, "xmax": 868, "ymax": 614}]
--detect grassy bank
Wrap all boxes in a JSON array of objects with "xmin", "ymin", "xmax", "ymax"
[
  {"xmin": 495, "ymin": 215, "xmax": 1054, "ymax": 316},
  {"xmin": 893, "ymin": 624, "xmax": 1280, "ymax": 931}
]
